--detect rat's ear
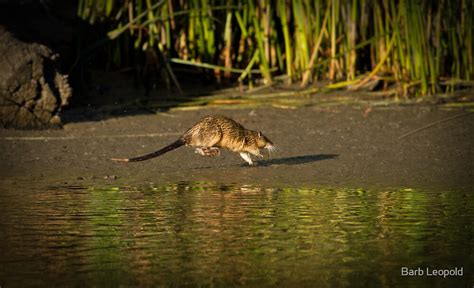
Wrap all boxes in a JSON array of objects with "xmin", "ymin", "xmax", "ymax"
[{"xmin": 258, "ymin": 131, "xmax": 262, "ymax": 138}]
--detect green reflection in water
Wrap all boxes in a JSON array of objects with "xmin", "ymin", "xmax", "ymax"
[
  {"xmin": 0, "ymin": 182, "xmax": 472, "ymax": 287},
  {"xmin": 85, "ymin": 188, "xmax": 128, "ymax": 285}
]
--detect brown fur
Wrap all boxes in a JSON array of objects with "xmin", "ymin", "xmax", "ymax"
[{"xmin": 112, "ymin": 115, "xmax": 274, "ymax": 165}]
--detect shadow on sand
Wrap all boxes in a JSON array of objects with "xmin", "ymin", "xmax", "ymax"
[
  {"xmin": 190, "ymin": 154, "xmax": 339, "ymax": 170},
  {"xmin": 257, "ymin": 154, "xmax": 339, "ymax": 166}
]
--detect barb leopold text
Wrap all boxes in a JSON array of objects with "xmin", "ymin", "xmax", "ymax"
[{"xmin": 401, "ymin": 267, "xmax": 464, "ymax": 278}]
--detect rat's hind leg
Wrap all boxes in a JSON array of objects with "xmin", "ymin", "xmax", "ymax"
[
  {"xmin": 195, "ymin": 147, "xmax": 205, "ymax": 155},
  {"xmin": 192, "ymin": 132, "xmax": 222, "ymax": 157},
  {"xmin": 195, "ymin": 147, "xmax": 220, "ymax": 157},
  {"xmin": 205, "ymin": 147, "xmax": 220, "ymax": 157},
  {"xmin": 239, "ymin": 152, "xmax": 254, "ymax": 165}
]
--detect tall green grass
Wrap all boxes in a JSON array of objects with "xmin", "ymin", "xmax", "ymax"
[{"xmin": 78, "ymin": 0, "xmax": 473, "ymax": 97}]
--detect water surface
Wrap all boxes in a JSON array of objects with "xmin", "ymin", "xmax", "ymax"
[{"xmin": 0, "ymin": 182, "xmax": 472, "ymax": 287}]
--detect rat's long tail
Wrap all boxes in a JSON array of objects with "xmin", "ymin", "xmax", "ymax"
[{"xmin": 111, "ymin": 139, "xmax": 185, "ymax": 162}]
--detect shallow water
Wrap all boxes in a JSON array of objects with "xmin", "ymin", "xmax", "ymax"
[{"xmin": 0, "ymin": 182, "xmax": 472, "ymax": 287}]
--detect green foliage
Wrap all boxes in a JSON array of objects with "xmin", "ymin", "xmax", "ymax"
[{"xmin": 78, "ymin": 0, "xmax": 473, "ymax": 97}]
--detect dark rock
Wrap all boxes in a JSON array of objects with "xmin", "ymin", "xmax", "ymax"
[{"xmin": 0, "ymin": 22, "xmax": 72, "ymax": 128}]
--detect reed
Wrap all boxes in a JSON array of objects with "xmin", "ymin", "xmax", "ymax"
[{"xmin": 78, "ymin": 0, "xmax": 473, "ymax": 97}]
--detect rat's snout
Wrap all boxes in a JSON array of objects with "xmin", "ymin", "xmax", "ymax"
[
  {"xmin": 265, "ymin": 143, "xmax": 275, "ymax": 150},
  {"xmin": 264, "ymin": 143, "xmax": 276, "ymax": 158}
]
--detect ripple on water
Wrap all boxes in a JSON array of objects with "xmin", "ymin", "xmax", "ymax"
[{"xmin": 0, "ymin": 182, "xmax": 472, "ymax": 287}]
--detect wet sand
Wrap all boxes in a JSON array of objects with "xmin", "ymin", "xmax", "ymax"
[{"xmin": 0, "ymin": 105, "xmax": 473, "ymax": 190}]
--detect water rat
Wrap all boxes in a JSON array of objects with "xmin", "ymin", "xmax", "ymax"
[{"xmin": 111, "ymin": 115, "xmax": 274, "ymax": 165}]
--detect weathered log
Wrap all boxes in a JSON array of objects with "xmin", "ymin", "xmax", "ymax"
[{"xmin": 0, "ymin": 25, "xmax": 72, "ymax": 128}]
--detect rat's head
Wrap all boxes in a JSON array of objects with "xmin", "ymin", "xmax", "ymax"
[{"xmin": 256, "ymin": 131, "xmax": 274, "ymax": 150}]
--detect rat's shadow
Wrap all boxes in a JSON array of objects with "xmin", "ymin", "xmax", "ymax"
[
  {"xmin": 256, "ymin": 154, "xmax": 338, "ymax": 166},
  {"xmin": 190, "ymin": 154, "xmax": 339, "ymax": 170}
]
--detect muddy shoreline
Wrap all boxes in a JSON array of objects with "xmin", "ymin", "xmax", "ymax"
[{"xmin": 1, "ymin": 105, "xmax": 473, "ymax": 190}]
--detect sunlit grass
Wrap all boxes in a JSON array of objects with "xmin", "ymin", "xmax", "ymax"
[{"xmin": 78, "ymin": 0, "xmax": 473, "ymax": 97}]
